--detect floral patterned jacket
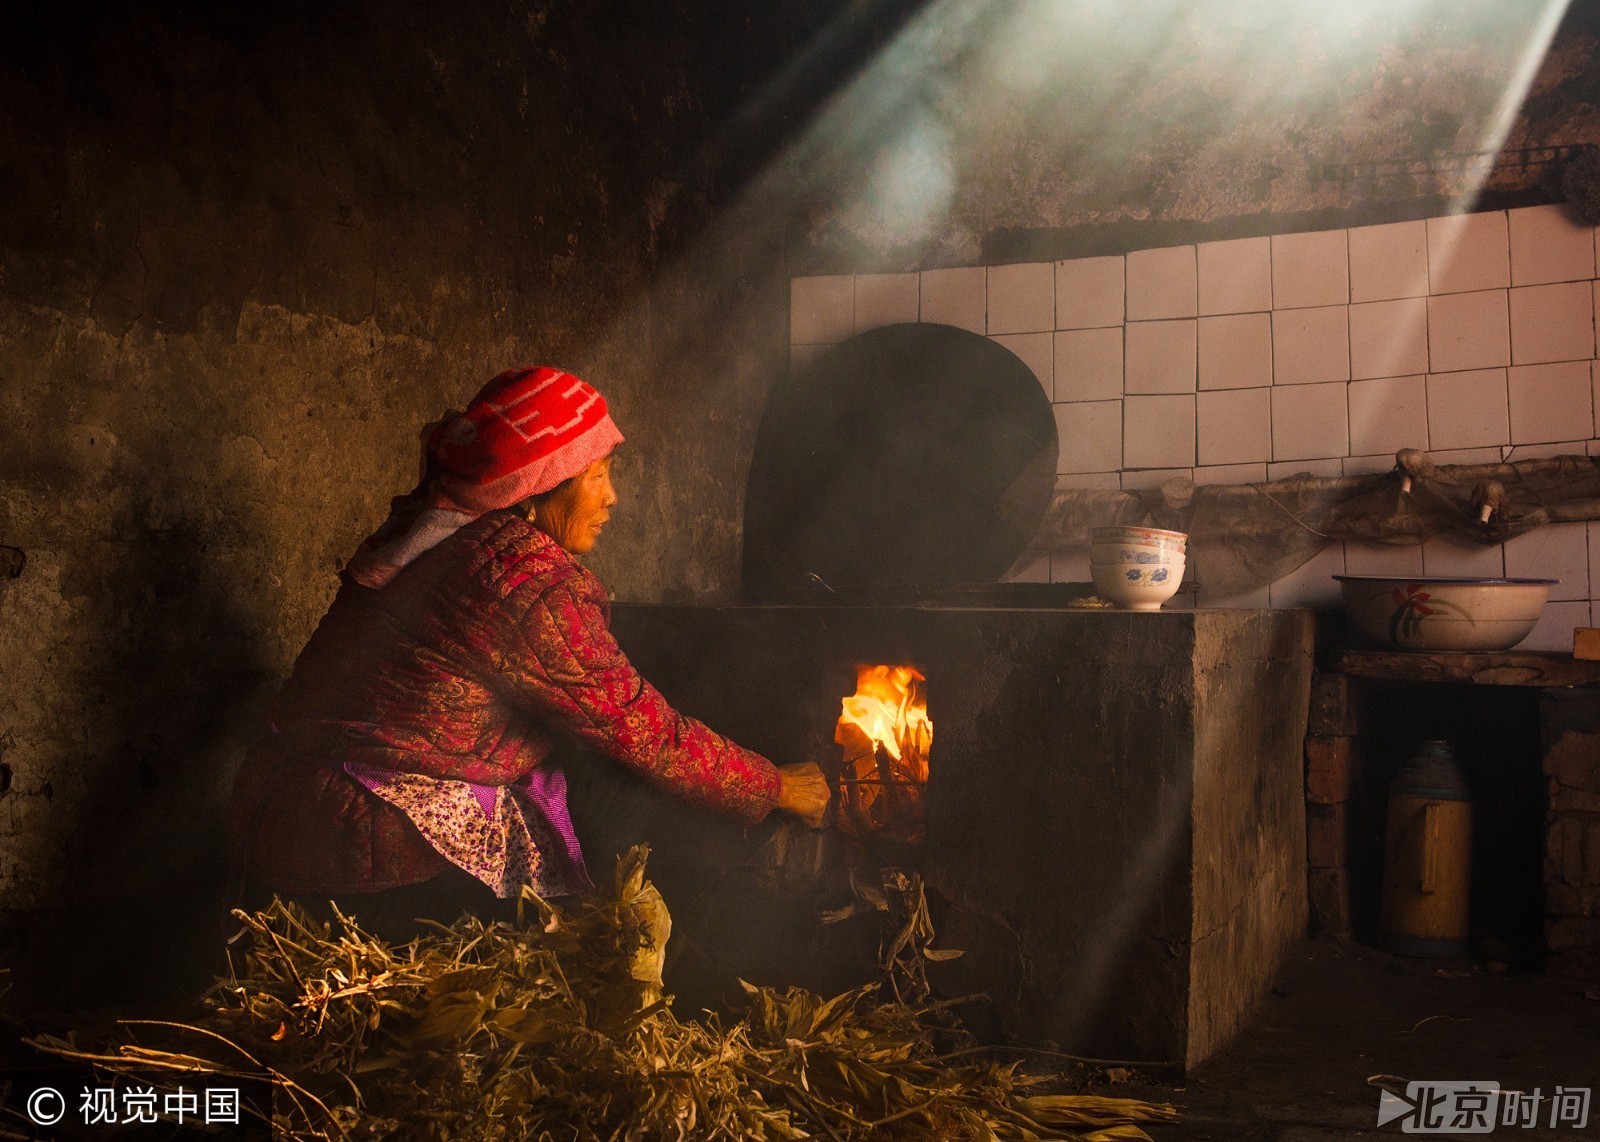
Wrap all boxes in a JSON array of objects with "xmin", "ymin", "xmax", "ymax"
[{"xmin": 228, "ymin": 512, "xmax": 782, "ymax": 895}]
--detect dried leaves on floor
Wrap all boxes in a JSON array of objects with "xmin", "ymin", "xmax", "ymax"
[{"xmin": 30, "ymin": 849, "xmax": 1176, "ymax": 1140}]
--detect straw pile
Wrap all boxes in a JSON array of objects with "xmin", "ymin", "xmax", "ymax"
[{"xmin": 32, "ymin": 849, "xmax": 1176, "ymax": 1140}]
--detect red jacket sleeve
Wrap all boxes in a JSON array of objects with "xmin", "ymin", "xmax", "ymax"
[{"xmin": 497, "ymin": 577, "xmax": 782, "ymax": 825}]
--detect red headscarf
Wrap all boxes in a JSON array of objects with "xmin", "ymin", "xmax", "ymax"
[{"xmin": 347, "ymin": 367, "xmax": 624, "ymax": 588}]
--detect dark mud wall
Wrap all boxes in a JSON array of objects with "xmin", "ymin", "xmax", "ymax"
[{"xmin": 0, "ymin": 0, "xmax": 879, "ymax": 1005}]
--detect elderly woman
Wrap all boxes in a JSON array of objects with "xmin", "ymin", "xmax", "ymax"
[{"xmin": 228, "ymin": 366, "xmax": 829, "ymax": 936}]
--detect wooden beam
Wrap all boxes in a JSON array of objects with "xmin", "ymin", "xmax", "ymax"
[{"xmin": 1330, "ymin": 649, "xmax": 1600, "ymax": 688}]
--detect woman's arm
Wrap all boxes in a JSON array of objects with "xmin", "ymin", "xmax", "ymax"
[{"xmin": 496, "ymin": 578, "xmax": 784, "ymax": 824}]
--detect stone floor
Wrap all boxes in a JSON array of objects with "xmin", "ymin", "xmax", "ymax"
[{"xmin": 1120, "ymin": 938, "xmax": 1600, "ymax": 1141}]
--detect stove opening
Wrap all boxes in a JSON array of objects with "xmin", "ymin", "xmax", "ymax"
[{"xmin": 834, "ymin": 664, "xmax": 931, "ymax": 844}]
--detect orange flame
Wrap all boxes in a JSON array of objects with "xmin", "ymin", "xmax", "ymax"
[{"xmin": 834, "ymin": 664, "xmax": 930, "ymax": 841}]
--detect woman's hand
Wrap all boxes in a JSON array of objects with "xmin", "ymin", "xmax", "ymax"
[{"xmin": 776, "ymin": 762, "xmax": 831, "ymax": 828}]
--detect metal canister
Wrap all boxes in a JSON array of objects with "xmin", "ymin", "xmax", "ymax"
[{"xmin": 1380, "ymin": 740, "xmax": 1473, "ymax": 957}]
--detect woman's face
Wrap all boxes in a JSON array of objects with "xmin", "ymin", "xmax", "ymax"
[{"xmin": 535, "ymin": 455, "xmax": 617, "ymax": 555}]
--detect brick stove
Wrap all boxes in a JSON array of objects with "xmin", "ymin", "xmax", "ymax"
[{"xmin": 610, "ymin": 601, "xmax": 1313, "ymax": 1070}]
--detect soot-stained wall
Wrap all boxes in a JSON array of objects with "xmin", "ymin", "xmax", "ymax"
[{"xmin": 0, "ymin": 0, "xmax": 875, "ymax": 1004}]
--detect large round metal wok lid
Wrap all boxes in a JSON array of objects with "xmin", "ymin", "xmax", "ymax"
[{"xmin": 742, "ymin": 322, "xmax": 1059, "ymax": 598}]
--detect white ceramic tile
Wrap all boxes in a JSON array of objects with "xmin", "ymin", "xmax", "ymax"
[
  {"xmin": 1421, "ymin": 535, "xmax": 1504, "ymax": 578},
  {"xmin": 1056, "ymin": 256, "xmax": 1124, "ymax": 329},
  {"xmin": 1197, "ymin": 387, "xmax": 1271, "ymax": 465},
  {"xmin": 991, "ymin": 332, "xmax": 1053, "ymax": 398},
  {"xmin": 1121, "ymin": 467, "xmax": 1193, "ymax": 490},
  {"xmin": 1344, "ymin": 541, "xmax": 1425, "ymax": 577},
  {"xmin": 1052, "ymin": 328, "xmax": 1122, "ymax": 402},
  {"xmin": 1504, "ymin": 521, "xmax": 1588, "ymax": 600},
  {"xmin": 1348, "ymin": 374, "xmax": 1428, "ymax": 455},
  {"xmin": 791, "ymin": 342, "xmax": 830, "ymax": 375},
  {"xmin": 1006, "ymin": 552, "xmax": 1051, "ymax": 583},
  {"xmin": 1271, "ymin": 229, "xmax": 1349, "ymax": 309},
  {"xmin": 1198, "ymin": 313, "xmax": 1272, "ymax": 390},
  {"xmin": 1508, "ymin": 203, "xmax": 1595, "ymax": 286},
  {"xmin": 1501, "ymin": 440, "xmax": 1588, "ymax": 462},
  {"xmin": 1517, "ymin": 600, "xmax": 1590, "ymax": 652},
  {"xmin": 1050, "ymin": 549, "xmax": 1090, "ymax": 584},
  {"xmin": 1426, "ymin": 369, "xmax": 1510, "ymax": 451},
  {"xmin": 920, "ymin": 267, "xmax": 985, "ymax": 333},
  {"xmin": 1426, "ymin": 211, "xmax": 1510, "ymax": 296},
  {"xmin": 1125, "ymin": 320, "xmax": 1197, "ymax": 394},
  {"xmin": 1267, "ymin": 542, "xmax": 1346, "ymax": 609},
  {"xmin": 791, "ymin": 275, "xmax": 854, "ymax": 344},
  {"xmin": 1343, "ymin": 454, "xmax": 1398, "ymax": 476},
  {"xmin": 1430, "ymin": 446, "xmax": 1505, "ymax": 466},
  {"xmin": 1127, "ymin": 245, "xmax": 1197, "ymax": 321},
  {"xmin": 1055, "ymin": 401, "xmax": 1122, "ymax": 474},
  {"xmin": 1349, "ymin": 297, "xmax": 1428, "ymax": 381},
  {"xmin": 1348, "ymin": 220, "xmax": 1428, "ymax": 302},
  {"xmin": 1056, "ymin": 471, "xmax": 1122, "ymax": 491},
  {"xmin": 1268, "ymin": 458, "xmax": 1345, "ymax": 479},
  {"xmin": 1588, "ymin": 521, "xmax": 1600, "ymax": 602},
  {"xmin": 1508, "ymin": 361, "xmax": 1593, "ymax": 445},
  {"xmin": 986, "ymin": 262, "xmax": 1054, "ymax": 335},
  {"xmin": 1193, "ymin": 462, "xmax": 1267, "ymax": 485},
  {"xmin": 1198, "ymin": 236, "xmax": 1272, "ymax": 316},
  {"xmin": 1271, "ymin": 382, "xmax": 1349, "ymax": 461},
  {"xmin": 1123, "ymin": 394, "xmax": 1196, "ymax": 469},
  {"xmin": 853, "ymin": 272, "xmax": 919, "ymax": 332},
  {"xmin": 1427, "ymin": 290, "xmax": 1510, "ymax": 373},
  {"xmin": 1509, "ymin": 281, "xmax": 1595, "ymax": 365},
  {"xmin": 1272, "ymin": 306, "xmax": 1350, "ymax": 385}
]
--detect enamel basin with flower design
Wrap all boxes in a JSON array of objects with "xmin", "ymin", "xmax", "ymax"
[{"xmin": 1335, "ymin": 575, "xmax": 1557, "ymax": 651}]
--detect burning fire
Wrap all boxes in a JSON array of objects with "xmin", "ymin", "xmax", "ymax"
[{"xmin": 834, "ymin": 664, "xmax": 931, "ymax": 842}]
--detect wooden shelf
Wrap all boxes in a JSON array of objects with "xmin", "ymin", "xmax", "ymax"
[{"xmin": 1330, "ymin": 648, "xmax": 1600, "ymax": 688}]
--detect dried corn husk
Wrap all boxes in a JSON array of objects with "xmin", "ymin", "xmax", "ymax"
[{"xmin": 30, "ymin": 848, "xmax": 1176, "ymax": 1140}]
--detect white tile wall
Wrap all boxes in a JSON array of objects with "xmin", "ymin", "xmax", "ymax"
[
  {"xmin": 1349, "ymin": 220, "xmax": 1429, "ymax": 303},
  {"xmin": 1508, "ymin": 204, "xmax": 1595, "ymax": 286},
  {"xmin": 793, "ymin": 206, "xmax": 1600, "ymax": 647},
  {"xmin": 1349, "ymin": 374, "xmax": 1428, "ymax": 456},
  {"xmin": 854, "ymin": 272, "xmax": 919, "ymax": 332},
  {"xmin": 1123, "ymin": 395, "xmax": 1196, "ymax": 468},
  {"xmin": 1197, "ymin": 388, "xmax": 1271, "ymax": 466},
  {"xmin": 1427, "ymin": 369, "xmax": 1510, "ymax": 451},
  {"xmin": 1272, "ymin": 230, "xmax": 1349, "ymax": 309},
  {"xmin": 1273, "ymin": 306, "xmax": 1351, "ymax": 386},
  {"xmin": 1127, "ymin": 245, "xmax": 1197, "ymax": 320},
  {"xmin": 1427, "ymin": 212, "xmax": 1509, "ymax": 295},
  {"xmin": 991, "ymin": 332, "xmax": 1053, "ymax": 398},
  {"xmin": 1198, "ymin": 313, "xmax": 1273, "ymax": 390},
  {"xmin": 1125, "ymin": 320, "xmax": 1197, "ymax": 394},
  {"xmin": 1056, "ymin": 256, "xmax": 1124, "ymax": 329},
  {"xmin": 1198, "ymin": 237, "xmax": 1272, "ymax": 315},
  {"xmin": 987, "ymin": 263, "xmax": 1054, "ymax": 335},
  {"xmin": 1508, "ymin": 281, "xmax": 1594, "ymax": 365},
  {"xmin": 920, "ymin": 267, "xmax": 985, "ymax": 333},
  {"xmin": 1428, "ymin": 290, "xmax": 1511, "ymax": 373},
  {"xmin": 1350, "ymin": 298, "xmax": 1429, "ymax": 381},
  {"xmin": 1054, "ymin": 328, "xmax": 1122, "ymax": 402}
]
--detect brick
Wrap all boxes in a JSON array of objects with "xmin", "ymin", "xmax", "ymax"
[
  {"xmin": 1307, "ymin": 867, "xmax": 1351, "ymax": 935},
  {"xmin": 1544, "ymin": 732, "xmax": 1600, "ymax": 813},
  {"xmin": 1545, "ymin": 878, "xmax": 1600, "ymax": 916},
  {"xmin": 1574, "ymin": 627, "xmax": 1600, "ymax": 660},
  {"xmin": 1545, "ymin": 814, "xmax": 1591, "ymax": 885},
  {"xmin": 1306, "ymin": 802, "xmax": 1348, "ymax": 868},
  {"xmin": 1305, "ymin": 736, "xmax": 1357, "ymax": 804},
  {"xmin": 1308, "ymin": 673, "xmax": 1361, "ymax": 736}
]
